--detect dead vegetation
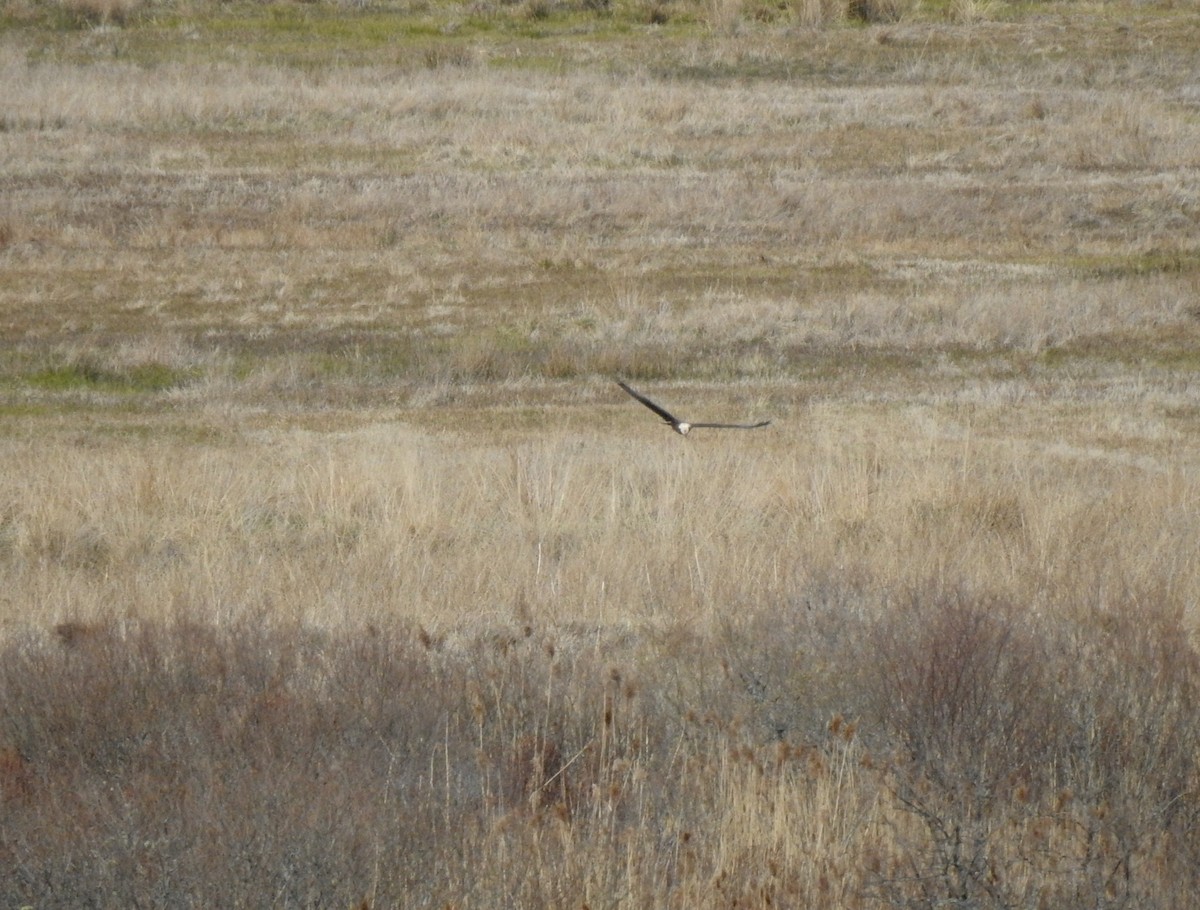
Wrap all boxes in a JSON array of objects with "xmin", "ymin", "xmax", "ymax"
[
  {"xmin": 2, "ymin": 0, "xmax": 1200, "ymax": 905},
  {"xmin": 2, "ymin": 593, "xmax": 1198, "ymax": 907}
]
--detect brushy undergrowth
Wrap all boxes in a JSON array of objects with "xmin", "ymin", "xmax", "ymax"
[{"xmin": 2, "ymin": 589, "xmax": 1197, "ymax": 908}]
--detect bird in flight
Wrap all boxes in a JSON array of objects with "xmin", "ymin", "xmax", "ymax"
[{"xmin": 616, "ymin": 380, "xmax": 771, "ymax": 436}]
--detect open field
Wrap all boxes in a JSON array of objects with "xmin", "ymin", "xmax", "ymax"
[{"xmin": 3, "ymin": 0, "xmax": 1200, "ymax": 905}]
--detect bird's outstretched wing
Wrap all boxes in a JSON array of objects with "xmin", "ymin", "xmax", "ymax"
[
  {"xmin": 690, "ymin": 420, "xmax": 772, "ymax": 430},
  {"xmin": 617, "ymin": 380, "xmax": 772, "ymax": 433},
  {"xmin": 616, "ymin": 380, "xmax": 681, "ymax": 426}
]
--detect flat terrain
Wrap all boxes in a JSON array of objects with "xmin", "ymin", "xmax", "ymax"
[{"xmin": 2, "ymin": 0, "xmax": 1200, "ymax": 905}]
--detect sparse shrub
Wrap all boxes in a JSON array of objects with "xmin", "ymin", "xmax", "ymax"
[
  {"xmin": 58, "ymin": 0, "xmax": 141, "ymax": 26},
  {"xmin": 645, "ymin": 1, "xmax": 671, "ymax": 24},
  {"xmin": 847, "ymin": 0, "xmax": 904, "ymax": 23},
  {"xmin": 705, "ymin": 0, "xmax": 745, "ymax": 33},
  {"xmin": 860, "ymin": 589, "xmax": 1200, "ymax": 908},
  {"xmin": 792, "ymin": 0, "xmax": 844, "ymax": 26},
  {"xmin": 862, "ymin": 591, "xmax": 1058, "ymax": 906},
  {"xmin": 948, "ymin": 0, "xmax": 994, "ymax": 23},
  {"xmin": 524, "ymin": 0, "xmax": 555, "ymax": 19},
  {"xmin": 867, "ymin": 590, "xmax": 1057, "ymax": 779}
]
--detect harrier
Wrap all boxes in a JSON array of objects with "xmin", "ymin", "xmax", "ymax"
[{"xmin": 616, "ymin": 380, "xmax": 771, "ymax": 436}]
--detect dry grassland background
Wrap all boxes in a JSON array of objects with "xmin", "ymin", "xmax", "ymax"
[{"xmin": 2, "ymin": 0, "xmax": 1200, "ymax": 905}]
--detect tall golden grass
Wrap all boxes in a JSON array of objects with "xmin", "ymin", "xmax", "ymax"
[{"xmin": 2, "ymin": 411, "xmax": 1198, "ymax": 636}]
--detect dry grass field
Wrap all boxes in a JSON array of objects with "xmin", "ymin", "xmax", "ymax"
[{"xmin": 3, "ymin": 0, "xmax": 1200, "ymax": 905}]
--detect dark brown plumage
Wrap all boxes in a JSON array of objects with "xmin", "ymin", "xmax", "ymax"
[{"xmin": 616, "ymin": 380, "xmax": 771, "ymax": 436}]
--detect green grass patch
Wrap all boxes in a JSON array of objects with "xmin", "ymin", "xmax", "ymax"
[
  {"xmin": 0, "ymin": 401, "xmax": 55, "ymax": 419},
  {"xmin": 24, "ymin": 362, "xmax": 197, "ymax": 394},
  {"xmin": 4, "ymin": 0, "xmax": 679, "ymax": 68},
  {"xmin": 1067, "ymin": 249, "xmax": 1200, "ymax": 281}
]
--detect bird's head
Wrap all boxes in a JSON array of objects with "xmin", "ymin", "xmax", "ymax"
[{"xmin": 674, "ymin": 422, "xmax": 692, "ymax": 436}]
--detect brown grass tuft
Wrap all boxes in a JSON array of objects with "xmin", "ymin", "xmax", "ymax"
[
  {"xmin": 847, "ymin": 0, "xmax": 905, "ymax": 23},
  {"xmin": 58, "ymin": 0, "xmax": 142, "ymax": 25}
]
